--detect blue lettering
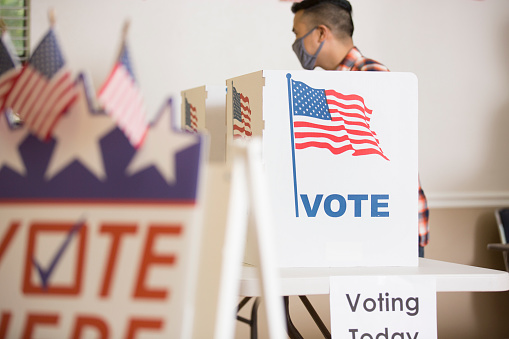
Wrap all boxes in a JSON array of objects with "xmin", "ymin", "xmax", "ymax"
[
  {"xmin": 347, "ymin": 194, "xmax": 368, "ymax": 217},
  {"xmin": 371, "ymin": 194, "xmax": 390, "ymax": 217},
  {"xmin": 324, "ymin": 194, "xmax": 347, "ymax": 217},
  {"xmin": 300, "ymin": 194, "xmax": 323, "ymax": 217}
]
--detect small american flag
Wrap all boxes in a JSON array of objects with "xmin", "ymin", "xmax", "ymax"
[
  {"xmin": 184, "ymin": 98, "xmax": 197, "ymax": 132},
  {"xmin": 98, "ymin": 43, "xmax": 148, "ymax": 148},
  {"xmin": 2, "ymin": 28, "xmax": 77, "ymax": 140},
  {"xmin": 0, "ymin": 31, "xmax": 21, "ymax": 121},
  {"xmin": 232, "ymin": 86, "xmax": 252, "ymax": 138},
  {"xmin": 291, "ymin": 79, "xmax": 388, "ymax": 160}
]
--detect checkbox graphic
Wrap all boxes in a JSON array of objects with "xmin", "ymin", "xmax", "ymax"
[{"xmin": 23, "ymin": 220, "xmax": 87, "ymax": 295}]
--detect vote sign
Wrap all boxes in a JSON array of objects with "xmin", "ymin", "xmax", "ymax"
[
  {"xmin": 226, "ymin": 70, "xmax": 419, "ymax": 268},
  {"xmin": 0, "ymin": 95, "xmax": 205, "ymax": 339}
]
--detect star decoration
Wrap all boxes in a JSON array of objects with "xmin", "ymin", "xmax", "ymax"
[
  {"xmin": 0, "ymin": 112, "xmax": 28, "ymax": 175},
  {"xmin": 45, "ymin": 80, "xmax": 115, "ymax": 180},
  {"xmin": 126, "ymin": 102, "xmax": 198, "ymax": 184}
]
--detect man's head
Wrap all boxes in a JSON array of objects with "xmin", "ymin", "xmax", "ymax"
[
  {"xmin": 292, "ymin": 0, "xmax": 354, "ymax": 39},
  {"xmin": 291, "ymin": 0, "xmax": 354, "ymax": 70}
]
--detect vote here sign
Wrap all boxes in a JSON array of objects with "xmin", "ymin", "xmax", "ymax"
[{"xmin": 0, "ymin": 98, "xmax": 206, "ymax": 339}]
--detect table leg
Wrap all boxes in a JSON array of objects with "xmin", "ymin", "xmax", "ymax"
[
  {"xmin": 237, "ymin": 297, "xmax": 260, "ymax": 339},
  {"xmin": 284, "ymin": 296, "xmax": 305, "ymax": 339},
  {"xmin": 299, "ymin": 296, "xmax": 331, "ymax": 339}
]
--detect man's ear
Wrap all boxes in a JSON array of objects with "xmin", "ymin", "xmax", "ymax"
[{"xmin": 317, "ymin": 24, "xmax": 329, "ymax": 42}]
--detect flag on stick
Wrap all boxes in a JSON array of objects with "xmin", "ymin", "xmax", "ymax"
[
  {"xmin": 290, "ymin": 78, "xmax": 389, "ymax": 160},
  {"xmin": 0, "ymin": 25, "xmax": 21, "ymax": 118},
  {"xmin": 98, "ymin": 23, "xmax": 148, "ymax": 148},
  {"xmin": 2, "ymin": 27, "xmax": 77, "ymax": 140}
]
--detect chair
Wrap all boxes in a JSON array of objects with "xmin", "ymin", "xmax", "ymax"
[{"xmin": 487, "ymin": 208, "xmax": 509, "ymax": 271}]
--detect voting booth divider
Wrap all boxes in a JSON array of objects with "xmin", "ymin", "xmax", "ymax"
[
  {"xmin": 181, "ymin": 85, "xmax": 227, "ymax": 163},
  {"xmin": 225, "ymin": 70, "xmax": 419, "ymax": 268}
]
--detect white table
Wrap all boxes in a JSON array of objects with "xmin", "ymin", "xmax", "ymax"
[
  {"xmin": 237, "ymin": 258, "xmax": 509, "ymax": 339},
  {"xmin": 240, "ymin": 258, "xmax": 509, "ymax": 295}
]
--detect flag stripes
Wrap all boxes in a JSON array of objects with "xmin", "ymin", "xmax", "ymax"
[
  {"xmin": 232, "ymin": 86, "xmax": 252, "ymax": 138},
  {"xmin": 2, "ymin": 29, "xmax": 77, "ymax": 140},
  {"xmin": 185, "ymin": 98, "xmax": 197, "ymax": 132},
  {"xmin": 0, "ymin": 68, "xmax": 19, "ymax": 108},
  {"xmin": 0, "ymin": 31, "xmax": 21, "ymax": 113},
  {"xmin": 98, "ymin": 56, "xmax": 148, "ymax": 148},
  {"xmin": 291, "ymin": 79, "xmax": 388, "ymax": 160}
]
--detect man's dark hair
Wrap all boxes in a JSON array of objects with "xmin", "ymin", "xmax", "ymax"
[{"xmin": 291, "ymin": 0, "xmax": 354, "ymax": 39}]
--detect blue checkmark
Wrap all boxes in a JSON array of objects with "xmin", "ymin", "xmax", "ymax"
[{"xmin": 32, "ymin": 218, "xmax": 85, "ymax": 291}]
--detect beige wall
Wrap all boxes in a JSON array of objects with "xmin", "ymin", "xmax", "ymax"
[{"xmin": 427, "ymin": 207, "xmax": 509, "ymax": 339}]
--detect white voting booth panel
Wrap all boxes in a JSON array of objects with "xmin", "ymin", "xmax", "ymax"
[
  {"xmin": 226, "ymin": 70, "xmax": 419, "ymax": 268},
  {"xmin": 181, "ymin": 85, "xmax": 227, "ymax": 163}
]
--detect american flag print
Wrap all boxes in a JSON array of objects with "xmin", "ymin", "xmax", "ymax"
[
  {"xmin": 98, "ymin": 43, "xmax": 148, "ymax": 148},
  {"xmin": 232, "ymin": 86, "xmax": 252, "ymax": 138},
  {"xmin": 184, "ymin": 98, "xmax": 197, "ymax": 132},
  {"xmin": 291, "ymin": 79, "xmax": 389, "ymax": 160},
  {"xmin": 2, "ymin": 29, "xmax": 77, "ymax": 140}
]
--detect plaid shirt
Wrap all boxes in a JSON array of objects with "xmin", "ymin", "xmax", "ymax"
[{"xmin": 337, "ymin": 47, "xmax": 430, "ymax": 247}]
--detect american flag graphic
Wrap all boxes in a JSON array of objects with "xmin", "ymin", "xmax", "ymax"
[
  {"xmin": 98, "ymin": 43, "xmax": 148, "ymax": 148},
  {"xmin": 2, "ymin": 29, "xmax": 77, "ymax": 140},
  {"xmin": 232, "ymin": 86, "xmax": 252, "ymax": 138},
  {"xmin": 184, "ymin": 98, "xmax": 197, "ymax": 132},
  {"xmin": 291, "ymin": 79, "xmax": 389, "ymax": 160}
]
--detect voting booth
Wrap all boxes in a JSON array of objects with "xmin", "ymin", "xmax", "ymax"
[
  {"xmin": 0, "ymin": 83, "xmax": 207, "ymax": 338},
  {"xmin": 226, "ymin": 70, "xmax": 419, "ymax": 268},
  {"xmin": 181, "ymin": 85, "xmax": 227, "ymax": 163}
]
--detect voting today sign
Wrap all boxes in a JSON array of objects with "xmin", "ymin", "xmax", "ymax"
[
  {"xmin": 226, "ymin": 70, "xmax": 418, "ymax": 268},
  {"xmin": 0, "ymin": 86, "xmax": 206, "ymax": 338},
  {"xmin": 330, "ymin": 276, "xmax": 437, "ymax": 339}
]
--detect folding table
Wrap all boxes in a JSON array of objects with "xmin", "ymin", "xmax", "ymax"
[{"xmin": 237, "ymin": 258, "xmax": 509, "ymax": 339}]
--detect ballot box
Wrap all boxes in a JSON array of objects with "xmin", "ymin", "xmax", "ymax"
[
  {"xmin": 226, "ymin": 70, "xmax": 418, "ymax": 268},
  {"xmin": 0, "ymin": 83, "xmax": 206, "ymax": 338},
  {"xmin": 181, "ymin": 85, "xmax": 226, "ymax": 162}
]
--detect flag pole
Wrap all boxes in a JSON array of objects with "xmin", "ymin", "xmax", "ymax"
[
  {"xmin": 0, "ymin": 18, "xmax": 7, "ymax": 33},
  {"xmin": 48, "ymin": 8, "xmax": 56, "ymax": 27},
  {"xmin": 116, "ymin": 20, "xmax": 130, "ymax": 61},
  {"xmin": 286, "ymin": 73, "xmax": 299, "ymax": 218}
]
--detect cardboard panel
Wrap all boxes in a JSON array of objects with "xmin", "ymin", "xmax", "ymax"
[{"xmin": 181, "ymin": 85, "xmax": 227, "ymax": 162}]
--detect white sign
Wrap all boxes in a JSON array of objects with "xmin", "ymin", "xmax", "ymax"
[
  {"xmin": 0, "ymin": 90, "xmax": 206, "ymax": 339},
  {"xmin": 330, "ymin": 276, "xmax": 437, "ymax": 339},
  {"xmin": 227, "ymin": 70, "xmax": 419, "ymax": 268}
]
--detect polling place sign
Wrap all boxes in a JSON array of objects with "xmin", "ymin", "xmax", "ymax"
[
  {"xmin": 226, "ymin": 70, "xmax": 419, "ymax": 268},
  {"xmin": 0, "ymin": 92, "xmax": 205, "ymax": 338},
  {"xmin": 330, "ymin": 276, "xmax": 437, "ymax": 339}
]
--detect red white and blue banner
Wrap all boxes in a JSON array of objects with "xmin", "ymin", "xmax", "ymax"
[{"xmin": 0, "ymin": 80, "xmax": 206, "ymax": 338}]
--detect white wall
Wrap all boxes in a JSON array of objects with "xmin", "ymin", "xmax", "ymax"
[{"xmin": 30, "ymin": 0, "xmax": 509, "ymax": 203}]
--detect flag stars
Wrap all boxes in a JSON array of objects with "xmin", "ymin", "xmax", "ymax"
[
  {"xmin": 30, "ymin": 29, "xmax": 65, "ymax": 79},
  {"xmin": 292, "ymin": 80, "xmax": 331, "ymax": 120}
]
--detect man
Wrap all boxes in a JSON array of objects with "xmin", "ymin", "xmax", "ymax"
[{"xmin": 291, "ymin": 0, "xmax": 429, "ymax": 257}]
